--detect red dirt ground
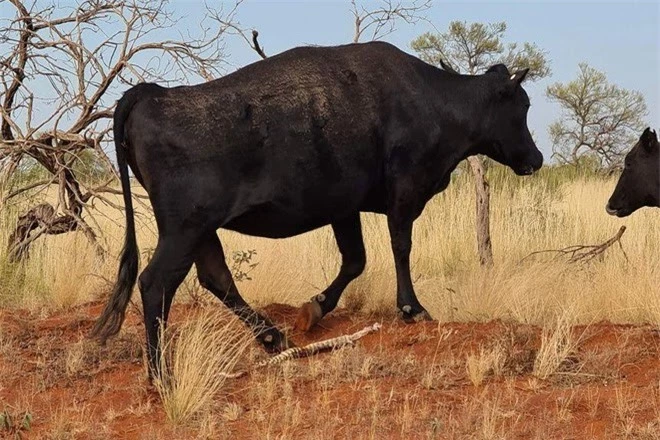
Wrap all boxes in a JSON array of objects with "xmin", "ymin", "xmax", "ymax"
[{"xmin": 1, "ymin": 302, "xmax": 660, "ymax": 439}]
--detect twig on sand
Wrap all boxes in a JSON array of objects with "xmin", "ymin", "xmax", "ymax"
[
  {"xmin": 521, "ymin": 226, "xmax": 628, "ymax": 265},
  {"xmin": 223, "ymin": 323, "xmax": 382, "ymax": 379}
]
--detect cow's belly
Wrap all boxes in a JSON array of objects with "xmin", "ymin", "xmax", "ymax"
[
  {"xmin": 218, "ymin": 171, "xmax": 376, "ymax": 238},
  {"xmin": 221, "ymin": 202, "xmax": 336, "ymax": 238}
]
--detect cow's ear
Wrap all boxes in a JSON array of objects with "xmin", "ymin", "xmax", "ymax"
[
  {"xmin": 641, "ymin": 127, "xmax": 658, "ymax": 153},
  {"xmin": 510, "ymin": 68, "xmax": 529, "ymax": 85}
]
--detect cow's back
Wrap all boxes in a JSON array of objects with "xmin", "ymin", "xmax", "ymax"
[
  {"xmin": 153, "ymin": 41, "xmax": 431, "ymax": 139},
  {"xmin": 123, "ymin": 42, "xmax": 437, "ymax": 236}
]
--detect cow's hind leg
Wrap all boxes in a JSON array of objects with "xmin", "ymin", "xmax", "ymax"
[
  {"xmin": 195, "ymin": 232, "xmax": 291, "ymax": 353},
  {"xmin": 295, "ymin": 212, "xmax": 366, "ymax": 331},
  {"xmin": 138, "ymin": 233, "xmax": 198, "ymax": 379}
]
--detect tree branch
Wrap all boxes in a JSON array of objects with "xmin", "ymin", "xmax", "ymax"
[{"xmin": 251, "ymin": 30, "xmax": 267, "ymax": 59}]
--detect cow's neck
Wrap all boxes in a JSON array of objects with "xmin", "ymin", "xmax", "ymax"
[
  {"xmin": 434, "ymin": 77, "xmax": 495, "ymax": 183},
  {"xmin": 398, "ymin": 70, "xmax": 498, "ymax": 197}
]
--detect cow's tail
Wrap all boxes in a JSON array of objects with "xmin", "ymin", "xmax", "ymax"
[{"xmin": 91, "ymin": 84, "xmax": 156, "ymax": 343}]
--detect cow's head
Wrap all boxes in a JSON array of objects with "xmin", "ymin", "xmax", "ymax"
[
  {"xmin": 606, "ymin": 128, "xmax": 660, "ymax": 217},
  {"xmin": 475, "ymin": 64, "xmax": 543, "ymax": 176}
]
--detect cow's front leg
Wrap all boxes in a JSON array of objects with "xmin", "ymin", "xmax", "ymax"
[
  {"xmin": 386, "ymin": 175, "xmax": 433, "ymax": 323},
  {"xmin": 387, "ymin": 214, "xmax": 432, "ymax": 322}
]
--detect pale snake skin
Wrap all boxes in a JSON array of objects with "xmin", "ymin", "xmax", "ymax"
[{"xmin": 223, "ymin": 323, "xmax": 382, "ymax": 378}]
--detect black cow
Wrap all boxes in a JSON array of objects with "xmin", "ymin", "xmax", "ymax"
[
  {"xmin": 91, "ymin": 41, "xmax": 543, "ymax": 376},
  {"xmin": 607, "ymin": 128, "xmax": 660, "ymax": 217}
]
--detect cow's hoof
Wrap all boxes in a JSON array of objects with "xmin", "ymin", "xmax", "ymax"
[
  {"xmin": 399, "ymin": 306, "xmax": 433, "ymax": 323},
  {"xmin": 294, "ymin": 301, "xmax": 324, "ymax": 332},
  {"xmin": 259, "ymin": 328, "xmax": 293, "ymax": 353}
]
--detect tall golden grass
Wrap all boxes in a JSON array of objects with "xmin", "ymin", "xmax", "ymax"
[{"xmin": 1, "ymin": 168, "xmax": 658, "ymax": 327}]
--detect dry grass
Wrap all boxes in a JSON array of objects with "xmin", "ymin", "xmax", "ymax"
[
  {"xmin": 2, "ymin": 170, "xmax": 660, "ymax": 436},
  {"xmin": 1, "ymin": 174, "xmax": 658, "ymax": 330},
  {"xmin": 0, "ymin": 326, "xmax": 12, "ymax": 358},
  {"xmin": 532, "ymin": 312, "xmax": 581, "ymax": 380},
  {"xmin": 47, "ymin": 401, "xmax": 93, "ymax": 440},
  {"xmin": 466, "ymin": 344, "xmax": 506, "ymax": 386},
  {"xmin": 555, "ymin": 389, "xmax": 576, "ymax": 422},
  {"xmin": 153, "ymin": 307, "xmax": 254, "ymax": 426},
  {"xmin": 65, "ymin": 340, "xmax": 87, "ymax": 378}
]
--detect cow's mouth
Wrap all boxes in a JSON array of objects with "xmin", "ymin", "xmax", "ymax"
[
  {"xmin": 514, "ymin": 165, "xmax": 537, "ymax": 176},
  {"xmin": 605, "ymin": 204, "xmax": 630, "ymax": 217}
]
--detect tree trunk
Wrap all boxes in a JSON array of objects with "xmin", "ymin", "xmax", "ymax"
[{"xmin": 467, "ymin": 156, "xmax": 494, "ymax": 267}]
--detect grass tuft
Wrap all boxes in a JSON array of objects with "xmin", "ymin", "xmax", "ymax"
[
  {"xmin": 153, "ymin": 308, "xmax": 254, "ymax": 425},
  {"xmin": 466, "ymin": 344, "xmax": 507, "ymax": 386},
  {"xmin": 532, "ymin": 312, "xmax": 581, "ymax": 380}
]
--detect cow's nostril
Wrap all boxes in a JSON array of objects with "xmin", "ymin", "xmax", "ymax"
[
  {"xmin": 605, "ymin": 204, "xmax": 619, "ymax": 216},
  {"xmin": 516, "ymin": 165, "xmax": 535, "ymax": 176}
]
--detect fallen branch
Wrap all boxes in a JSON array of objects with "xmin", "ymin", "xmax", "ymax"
[
  {"xmin": 521, "ymin": 226, "xmax": 628, "ymax": 265},
  {"xmin": 223, "ymin": 322, "xmax": 382, "ymax": 379},
  {"xmin": 6, "ymin": 201, "xmax": 105, "ymax": 261}
]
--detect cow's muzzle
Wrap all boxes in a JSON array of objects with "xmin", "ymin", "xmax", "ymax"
[
  {"xmin": 514, "ymin": 165, "xmax": 537, "ymax": 176},
  {"xmin": 514, "ymin": 149, "xmax": 543, "ymax": 176},
  {"xmin": 605, "ymin": 203, "xmax": 630, "ymax": 217}
]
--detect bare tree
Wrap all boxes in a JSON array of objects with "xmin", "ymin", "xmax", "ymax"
[
  {"xmin": 411, "ymin": 21, "xmax": 550, "ymax": 267},
  {"xmin": 223, "ymin": 0, "xmax": 430, "ymax": 58},
  {"xmin": 209, "ymin": 6, "xmax": 267, "ymax": 60},
  {"xmin": 546, "ymin": 63, "xmax": 647, "ymax": 167},
  {"xmin": 351, "ymin": 0, "xmax": 431, "ymax": 43},
  {"xmin": 0, "ymin": 0, "xmax": 240, "ymax": 260}
]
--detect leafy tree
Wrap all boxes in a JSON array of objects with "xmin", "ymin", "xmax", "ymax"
[
  {"xmin": 411, "ymin": 21, "xmax": 550, "ymax": 267},
  {"xmin": 411, "ymin": 21, "xmax": 550, "ymax": 78},
  {"xmin": 546, "ymin": 63, "xmax": 648, "ymax": 167}
]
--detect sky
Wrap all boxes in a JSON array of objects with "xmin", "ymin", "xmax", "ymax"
[
  {"xmin": 205, "ymin": 0, "xmax": 659, "ymax": 160},
  {"xmin": 0, "ymin": 1, "xmax": 657, "ymax": 161}
]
